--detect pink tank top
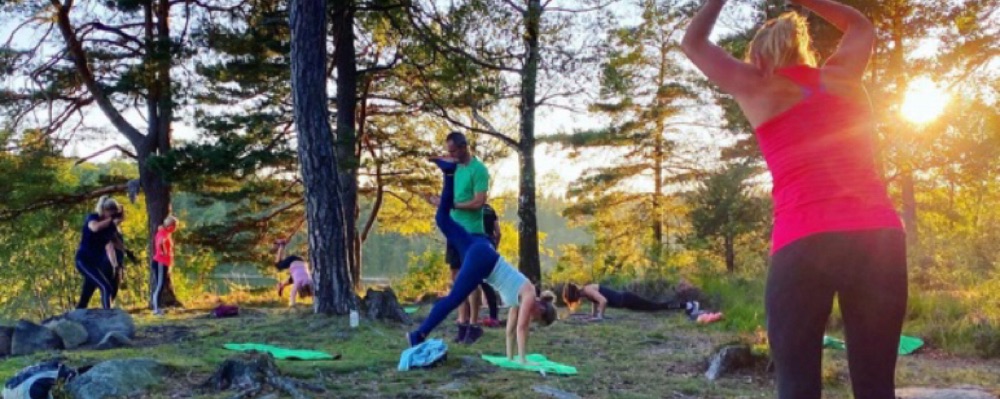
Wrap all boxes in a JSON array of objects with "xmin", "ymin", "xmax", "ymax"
[
  {"xmin": 755, "ymin": 65, "xmax": 902, "ymax": 254},
  {"xmin": 289, "ymin": 263, "xmax": 312, "ymax": 290}
]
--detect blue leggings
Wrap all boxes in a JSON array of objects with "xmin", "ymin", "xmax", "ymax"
[{"xmin": 417, "ymin": 170, "xmax": 501, "ymax": 337}]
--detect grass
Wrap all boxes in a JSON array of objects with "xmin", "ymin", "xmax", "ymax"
[{"xmin": 3, "ymin": 294, "xmax": 999, "ymax": 399}]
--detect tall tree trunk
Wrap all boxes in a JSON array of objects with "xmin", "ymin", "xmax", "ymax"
[
  {"xmin": 724, "ymin": 235, "xmax": 735, "ymax": 273},
  {"xmin": 332, "ymin": 0, "xmax": 361, "ymax": 291},
  {"xmin": 888, "ymin": 6, "xmax": 918, "ymax": 252},
  {"xmin": 144, "ymin": 0, "xmax": 180, "ymax": 308},
  {"xmin": 516, "ymin": 0, "xmax": 543, "ymax": 285},
  {"xmin": 900, "ymin": 170, "xmax": 918, "ymax": 245},
  {"xmin": 290, "ymin": 0, "xmax": 355, "ymax": 315},
  {"xmin": 651, "ymin": 41, "xmax": 668, "ymax": 263}
]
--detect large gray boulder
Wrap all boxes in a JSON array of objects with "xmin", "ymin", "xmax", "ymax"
[
  {"xmin": 895, "ymin": 387, "xmax": 997, "ymax": 399},
  {"xmin": 45, "ymin": 319, "xmax": 90, "ymax": 349},
  {"xmin": 0, "ymin": 326, "xmax": 13, "ymax": 356},
  {"xmin": 11, "ymin": 320, "xmax": 63, "ymax": 356},
  {"xmin": 66, "ymin": 358, "xmax": 165, "ymax": 399},
  {"xmin": 62, "ymin": 309, "xmax": 135, "ymax": 346}
]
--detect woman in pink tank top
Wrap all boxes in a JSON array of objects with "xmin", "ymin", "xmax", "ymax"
[{"xmin": 683, "ymin": 1, "xmax": 906, "ymax": 398}]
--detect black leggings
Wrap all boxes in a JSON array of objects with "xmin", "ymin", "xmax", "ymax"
[
  {"xmin": 75, "ymin": 256, "xmax": 116, "ymax": 309},
  {"xmin": 599, "ymin": 286, "xmax": 685, "ymax": 311},
  {"xmin": 481, "ymin": 283, "xmax": 499, "ymax": 319},
  {"xmin": 766, "ymin": 229, "xmax": 907, "ymax": 399}
]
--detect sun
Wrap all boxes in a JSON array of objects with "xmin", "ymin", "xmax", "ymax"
[{"xmin": 901, "ymin": 77, "xmax": 950, "ymax": 125}]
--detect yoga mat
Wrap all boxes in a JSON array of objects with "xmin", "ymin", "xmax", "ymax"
[
  {"xmin": 822, "ymin": 335, "xmax": 924, "ymax": 355},
  {"xmin": 480, "ymin": 354, "xmax": 577, "ymax": 375},
  {"xmin": 223, "ymin": 343, "xmax": 339, "ymax": 360}
]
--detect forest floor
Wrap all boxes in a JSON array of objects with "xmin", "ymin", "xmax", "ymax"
[{"xmin": 2, "ymin": 300, "xmax": 999, "ymax": 398}]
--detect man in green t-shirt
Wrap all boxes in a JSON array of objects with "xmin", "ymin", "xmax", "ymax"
[{"xmin": 443, "ymin": 131, "xmax": 491, "ymax": 344}]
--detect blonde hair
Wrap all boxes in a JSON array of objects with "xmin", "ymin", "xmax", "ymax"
[
  {"xmin": 163, "ymin": 215, "xmax": 177, "ymax": 227},
  {"xmin": 746, "ymin": 12, "xmax": 817, "ymax": 75},
  {"xmin": 95, "ymin": 195, "xmax": 120, "ymax": 214}
]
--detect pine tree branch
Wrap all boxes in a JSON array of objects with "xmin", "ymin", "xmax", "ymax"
[
  {"xmin": 73, "ymin": 145, "xmax": 138, "ymax": 165},
  {"xmin": 0, "ymin": 183, "xmax": 129, "ymax": 222},
  {"xmin": 545, "ymin": 0, "xmax": 620, "ymax": 13},
  {"xmin": 50, "ymin": 0, "xmax": 145, "ymax": 146}
]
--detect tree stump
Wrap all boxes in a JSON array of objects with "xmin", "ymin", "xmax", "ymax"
[
  {"xmin": 200, "ymin": 353, "xmax": 323, "ymax": 399},
  {"xmin": 362, "ymin": 288, "xmax": 412, "ymax": 325}
]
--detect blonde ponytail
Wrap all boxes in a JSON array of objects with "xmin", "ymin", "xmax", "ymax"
[
  {"xmin": 95, "ymin": 195, "xmax": 120, "ymax": 215},
  {"xmin": 746, "ymin": 12, "xmax": 817, "ymax": 75}
]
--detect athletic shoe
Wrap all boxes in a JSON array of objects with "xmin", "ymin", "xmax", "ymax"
[
  {"xmin": 453, "ymin": 324, "xmax": 469, "ymax": 343},
  {"xmin": 463, "ymin": 325, "xmax": 484, "ymax": 345},
  {"xmin": 153, "ymin": 309, "xmax": 164, "ymax": 316},
  {"xmin": 685, "ymin": 301, "xmax": 700, "ymax": 318},
  {"xmin": 407, "ymin": 331, "xmax": 426, "ymax": 347},
  {"xmin": 482, "ymin": 318, "xmax": 502, "ymax": 328}
]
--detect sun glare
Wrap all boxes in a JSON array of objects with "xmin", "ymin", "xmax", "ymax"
[{"xmin": 901, "ymin": 77, "xmax": 950, "ymax": 125}]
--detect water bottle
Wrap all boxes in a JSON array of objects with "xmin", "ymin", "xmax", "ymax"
[{"xmin": 349, "ymin": 309, "xmax": 359, "ymax": 328}]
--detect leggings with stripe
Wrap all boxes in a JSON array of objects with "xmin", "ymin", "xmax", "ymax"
[
  {"xmin": 151, "ymin": 261, "xmax": 168, "ymax": 311},
  {"xmin": 75, "ymin": 255, "xmax": 116, "ymax": 309},
  {"xmin": 416, "ymin": 169, "xmax": 501, "ymax": 337}
]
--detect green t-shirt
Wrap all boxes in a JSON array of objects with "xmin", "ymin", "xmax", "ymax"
[{"xmin": 451, "ymin": 157, "xmax": 490, "ymax": 234}]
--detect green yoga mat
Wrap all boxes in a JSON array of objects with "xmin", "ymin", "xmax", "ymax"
[
  {"xmin": 822, "ymin": 335, "xmax": 924, "ymax": 355},
  {"xmin": 224, "ymin": 343, "xmax": 339, "ymax": 360},
  {"xmin": 480, "ymin": 354, "xmax": 578, "ymax": 375}
]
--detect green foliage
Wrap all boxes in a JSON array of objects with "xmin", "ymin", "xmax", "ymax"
[
  {"xmin": 393, "ymin": 249, "xmax": 451, "ymax": 303},
  {"xmin": 687, "ymin": 163, "xmax": 770, "ymax": 272}
]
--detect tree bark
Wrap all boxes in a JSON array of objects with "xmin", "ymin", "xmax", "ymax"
[
  {"xmin": 889, "ymin": 7, "xmax": 918, "ymax": 252},
  {"xmin": 144, "ymin": 0, "xmax": 179, "ymax": 308},
  {"xmin": 516, "ymin": 0, "xmax": 543, "ymax": 285},
  {"xmin": 724, "ymin": 235, "xmax": 735, "ymax": 273},
  {"xmin": 290, "ymin": 0, "xmax": 355, "ymax": 315},
  {"xmin": 332, "ymin": 0, "xmax": 362, "ymax": 291}
]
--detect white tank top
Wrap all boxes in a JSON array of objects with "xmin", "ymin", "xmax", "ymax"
[{"xmin": 484, "ymin": 257, "xmax": 528, "ymax": 306}]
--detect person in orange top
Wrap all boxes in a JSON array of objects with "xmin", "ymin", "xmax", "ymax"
[{"xmin": 152, "ymin": 215, "xmax": 177, "ymax": 315}]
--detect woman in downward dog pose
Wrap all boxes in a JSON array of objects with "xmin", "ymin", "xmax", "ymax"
[
  {"xmin": 682, "ymin": 1, "xmax": 906, "ymax": 398},
  {"xmin": 407, "ymin": 158, "xmax": 557, "ymax": 364}
]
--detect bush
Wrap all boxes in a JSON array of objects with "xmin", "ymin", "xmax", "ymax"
[{"xmin": 394, "ymin": 249, "xmax": 451, "ymax": 303}]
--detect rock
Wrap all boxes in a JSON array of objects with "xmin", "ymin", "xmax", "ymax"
[
  {"xmin": 66, "ymin": 358, "xmax": 165, "ymax": 399},
  {"xmin": 450, "ymin": 356, "xmax": 493, "ymax": 379},
  {"xmin": 532, "ymin": 385, "xmax": 582, "ymax": 399},
  {"xmin": 45, "ymin": 319, "xmax": 90, "ymax": 349},
  {"xmin": 705, "ymin": 344, "xmax": 754, "ymax": 381},
  {"xmin": 95, "ymin": 331, "xmax": 133, "ymax": 350},
  {"xmin": 0, "ymin": 326, "xmax": 13, "ymax": 356},
  {"xmin": 895, "ymin": 387, "xmax": 997, "ymax": 399},
  {"xmin": 11, "ymin": 320, "xmax": 63, "ymax": 356},
  {"xmin": 62, "ymin": 309, "xmax": 135, "ymax": 346},
  {"xmin": 362, "ymin": 288, "xmax": 412, "ymax": 325}
]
